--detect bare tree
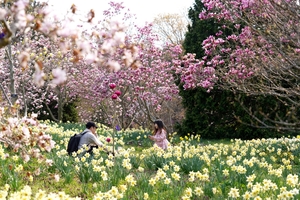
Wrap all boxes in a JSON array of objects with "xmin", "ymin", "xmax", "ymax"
[{"xmin": 152, "ymin": 13, "xmax": 190, "ymax": 45}]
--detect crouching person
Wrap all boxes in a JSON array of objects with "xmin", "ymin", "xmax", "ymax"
[{"xmin": 78, "ymin": 121, "xmax": 107, "ymax": 156}]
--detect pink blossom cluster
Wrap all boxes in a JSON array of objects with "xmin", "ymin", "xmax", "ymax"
[
  {"xmin": 0, "ymin": 0, "xmax": 140, "ymax": 89},
  {"xmin": 0, "ymin": 0, "xmax": 142, "ymax": 119},
  {"xmin": 0, "ymin": 109, "xmax": 56, "ymax": 162},
  {"xmin": 67, "ymin": 23, "xmax": 182, "ymax": 127},
  {"xmin": 109, "ymin": 83, "xmax": 122, "ymax": 100},
  {"xmin": 175, "ymin": 53, "xmax": 218, "ymax": 92},
  {"xmin": 179, "ymin": 0, "xmax": 299, "ymax": 91}
]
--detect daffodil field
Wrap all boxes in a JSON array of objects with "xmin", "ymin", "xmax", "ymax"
[{"xmin": 0, "ymin": 120, "xmax": 300, "ymax": 200}]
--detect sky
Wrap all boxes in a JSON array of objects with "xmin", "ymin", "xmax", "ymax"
[{"xmin": 39, "ymin": 0, "xmax": 195, "ymax": 25}]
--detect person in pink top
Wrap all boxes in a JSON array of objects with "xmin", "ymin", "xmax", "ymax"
[{"xmin": 148, "ymin": 119, "xmax": 169, "ymax": 150}]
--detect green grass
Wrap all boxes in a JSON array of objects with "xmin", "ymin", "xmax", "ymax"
[{"xmin": 199, "ymin": 138, "xmax": 232, "ymax": 145}]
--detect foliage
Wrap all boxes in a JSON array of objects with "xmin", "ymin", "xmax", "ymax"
[
  {"xmin": 177, "ymin": 85, "xmax": 296, "ymax": 139},
  {"xmin": 62, "ymin": 100, "xmax": 79, "ymax": 123},
  {"xmin": 183, "ymin": 0, "xmax": 219, "ymax": 59}
]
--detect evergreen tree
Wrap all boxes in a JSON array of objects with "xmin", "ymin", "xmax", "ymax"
[
  {"xmin": 183, "ymin": 0, "xmax": 217, "ymax": 59},
  {"xmin": 178, "ymin": 0, "xmax": 235, "ymax": 139}
]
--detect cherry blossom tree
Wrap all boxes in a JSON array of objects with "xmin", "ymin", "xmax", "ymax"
[{"xmin": 178, "ymin": 0, "xmax": 300, "ymax": 130}]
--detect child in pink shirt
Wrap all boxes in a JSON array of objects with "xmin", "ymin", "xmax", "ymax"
[{"xmin": 148, "ymin": 119, "xmax": 169, "ymax": 150}]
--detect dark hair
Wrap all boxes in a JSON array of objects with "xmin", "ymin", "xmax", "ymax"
[
  {"xmin": 154, "ymin": 119, "xmax": 164, "ymax": 129},
  {"xmin": 86, "ymin": 121, "xmax": 98, "ymax": 129},
  {"xmin": 153, "ymin": 119, "xmax": 165, "ymax": 134}
]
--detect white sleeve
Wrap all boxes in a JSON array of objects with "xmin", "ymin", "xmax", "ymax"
[{"xmin": 90, "ymin": 134, "xmax": 104, "ymax": 147}]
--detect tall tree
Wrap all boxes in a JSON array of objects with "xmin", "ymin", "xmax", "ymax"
[
  {"xmin": 180, "ymin": 0, "xmax": 300, "ymax": 131},
  {"xmin": 0, "ymin": 0, "xmax": 46, "ymax": 113},
  {"xmin": 178, "ymin": 0, "xmax": 236, "ymax": 138},
  {"xmin": 183, "ymin": 1, "xmax": 218, "ymax": 59},
  {"xmin": 178, "ymin": 0, "xmax": 284, "ymax": 139},
  {"xmin": 0, "ymin": 1, "xmax": 139, "ymax": 122},
  {"xmin": 69, "ymin": 22, "xmax": 183, "ymax": 131}
]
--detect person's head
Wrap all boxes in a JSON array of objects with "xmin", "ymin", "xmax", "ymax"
[
  {"xmin": 86, "ymin": 121, "xmax": 98, "ymax": 134},
  {"xmin": 153, "ymin": 119, "xmax": 164, "ymax": 130}
]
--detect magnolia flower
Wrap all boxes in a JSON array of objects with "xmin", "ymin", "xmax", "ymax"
[
  {"xmin": 107, "ymin": 60, "xmax": 121, "ymax": 72},
  {"xmin": 33, "ymin": 63, "xmax": 45, "ymax": 87},
  {"xmin": 34, "ymin": 168, "xmax": 41, "ymax": 176},
  {"xmin": 113, "ymin": 31, "xmax": 126, "ymax": 45},
  {"xmin": 51, "ymin": 68, "xmax": 67, "ymax": 86},
  {"xmin": 31, "ymin": 113, "xmax": 38, "ymax": 119},
  {"xmin": 122, "ymin": 50, "xmax": 134, "ymax": 67},
  {"xmin": 7, "ymin": 117, "xmax": 18, "ymax": 127},
  {"xmin": 18, "ymin": 51, "xmax": 30, "ymax": 69},
  {"xmin": 101, "ymin": 41, "xmax": 113, "ymax": 54},
  {"xmin": 114, "ymin": 90, "xmax": 121, "ymax": 96},
  {"xmin": 111, "ymin": 94, "xmax": 118, "ymax": 100},
  {"xmin": 0, "ymin": 107, "xmax": 4, "ymax": 116},
  {"xmin": 22, "ymin": 127, "xmax": 30, "ymax": 139},
  {"xmin": 109, "ymin": 83, "xmax": 116, "ymax": 89},
  {"xmin": 22, "ymin": 154, "xmax": 30, "ymax": 163},
  {"xmin": 45, "ymin": 159, "xmax": 53, "ymax": 166},
  {"xmin": 0, "ymin": 8, "xmax": 7, "ymax": 20},
  {"xmin": 15, "ymin": 10, "xmax": 28, "ymax": 29}
]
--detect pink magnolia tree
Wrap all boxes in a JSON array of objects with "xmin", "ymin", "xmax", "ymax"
[
  {"xmin": 0, "ymin": 1, "xmax": 139, "ymax": 120},
  {"xmin": 0, "ymin": 0, "xmax": 141, "ymax": 160},
  {"xmin": 0, "ymin": 29, "xmax": 71, "ymax": 120},
  {"xmin": 178, "ymin": 0, "xmax": 300, "ymax": 130},
  {"xmin": 1, "ymin": 0, "xmax": 182, "ymax": 134},
  {"xmin": 67, "ymin": 5, "xmax": 183, "ymax": 130}
]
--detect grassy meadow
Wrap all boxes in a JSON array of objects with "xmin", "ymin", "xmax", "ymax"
[{"xmin": 0, "ymin": 121, "xmax": 299, "ymax": 199}]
